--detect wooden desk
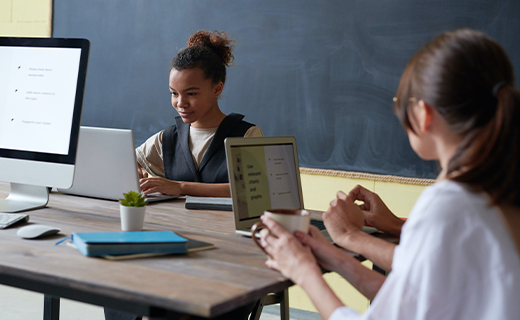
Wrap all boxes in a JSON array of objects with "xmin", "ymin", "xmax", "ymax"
[{"xmin": 0, "ymin": 183, "xmax": 290, "ymax": 319}]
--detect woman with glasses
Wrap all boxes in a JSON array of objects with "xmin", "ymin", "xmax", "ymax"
[{"xmin": 257, "ymin": 29, "xmax": 520, "ymax": 319}]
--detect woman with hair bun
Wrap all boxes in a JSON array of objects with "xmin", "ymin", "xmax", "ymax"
[
  {"xmin": 256, "ymin": 29, "xmax": 520, "ymax": 319},
  {"xmin": 105, "ymin": 31, "xmax": 261, "ymax": 320},
  {"xmin": 135, "ymin": 30, "xmax": 263, "ymax": 197}
]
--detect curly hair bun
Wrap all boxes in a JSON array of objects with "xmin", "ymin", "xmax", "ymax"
[{"xmin": 187, "ymin": 30, "xmax": 235, "ymax": 67}]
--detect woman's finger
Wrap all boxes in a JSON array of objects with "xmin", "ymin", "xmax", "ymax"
[
  {"xmin": 142, "ymin": 187, "xmax": 158, "ymax": 195},
  {"xmin": 297, "ymin": 226, "xmax": 328, "ymax": 250},
  {"xmin": 349, "ymin": 184, "xmax": 371, "ymax": 203},
  {"xmin": 265, "ymin": 258, "xmax": 279, "ymax": 271},
  {"xmin": 259, "ymin": 228, "xmax": 271, "ymax": 247},
  {"xmin": 336, "ymin": 190, "xmax": 348, "ymax": 200},
  {"xmin": 297, "ymin": 226, "xmax": 318, "ymax": 242},
  {"xmin": 261, "ymin": 216, "xmax": 291, "ymax": 238}
]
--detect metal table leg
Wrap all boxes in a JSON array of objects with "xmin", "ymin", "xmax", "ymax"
[
  {"xmin": 44, "ymin": 295, "xmax": 60, "ymax": 320},
  {"xmin": 250, "ymin": 288, "xmax": 289, "ymax": 320}
]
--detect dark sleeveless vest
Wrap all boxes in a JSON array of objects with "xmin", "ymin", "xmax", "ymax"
[{"xmin": 162, "ymin": 113, "xmax": 254, "ymax": 183}]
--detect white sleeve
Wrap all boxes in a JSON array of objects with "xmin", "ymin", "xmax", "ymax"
[
  {"xmin": 360, "ymin": 181, "xmax": 516, "ymax": 320},
  {"xmin": 244, "ymin": 126, "xmax": 264, "ymax": 137},
  {"xmin": 329, "ymin": 306, "xmax": 363, "ymax": 320},
  {"xmin": 135, "ymin": 131, "xmax": 165, "ymax": 177}
]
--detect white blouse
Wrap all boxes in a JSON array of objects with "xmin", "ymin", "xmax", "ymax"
[{"xmin": 330, "ymin": 180, "xmax": 520, "ymax": 320}]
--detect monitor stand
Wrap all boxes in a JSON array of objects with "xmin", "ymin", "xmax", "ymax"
[{"xmin": 0, "ymin": 183, "xmax": 49, "ymax": 213}]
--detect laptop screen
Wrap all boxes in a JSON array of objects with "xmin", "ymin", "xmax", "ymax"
[{"xmin": 226, "ymin": 137, "xmax": 303, "ymax": 222}]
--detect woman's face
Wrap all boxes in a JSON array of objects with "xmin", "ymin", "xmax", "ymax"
[
  {"xmin": 169, "ymin": 67, "xmax": 223, "ymax": 128},
  {"xmin": 406, "ymin": 101, "xmax": 438, "ymax": 161},
  {"xmin": 407, "ymin": 129, "xmax": 430, "ymax": 159}
]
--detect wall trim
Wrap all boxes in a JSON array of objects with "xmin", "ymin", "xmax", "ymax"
[{"xmin": 300, "ymin": 167, "xmax": 435, "ymax": 186}]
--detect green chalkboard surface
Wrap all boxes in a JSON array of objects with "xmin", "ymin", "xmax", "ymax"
[{"xmin": 53, "ymin": 0, "xmax": 520, "ymax": 179}]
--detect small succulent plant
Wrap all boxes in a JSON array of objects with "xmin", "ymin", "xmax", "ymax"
[{"xmin": 118, "ymin": 191, "xmax": 147, "ymax": 207}]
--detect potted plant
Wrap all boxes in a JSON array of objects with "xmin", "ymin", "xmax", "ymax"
[{"xmin": 118, "ymin": 191, "xmax": 147, "ymax": 231}]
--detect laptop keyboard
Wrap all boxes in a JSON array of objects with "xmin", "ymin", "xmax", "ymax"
[{"xmin": 310, "ymin": 218, "xmax": 326, "ymax": 231}]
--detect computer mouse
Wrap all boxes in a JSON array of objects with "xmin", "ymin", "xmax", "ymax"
[{"xmin": 16, "ymin": 225, "xmax": 61, "ymax": 239}]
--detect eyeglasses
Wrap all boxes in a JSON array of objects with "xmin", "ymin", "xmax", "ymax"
[{"xmin": 393, "ymin": 97, "xmax": 417, "ymax": 103}]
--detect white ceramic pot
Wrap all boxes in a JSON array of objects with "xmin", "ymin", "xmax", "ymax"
[{"xmin": 119, "ymin": 205, "xmax": 146, "ymax": 231}]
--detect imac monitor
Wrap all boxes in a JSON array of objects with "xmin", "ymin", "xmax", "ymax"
[{"xmin": 0, "ymin": 37, "xmax": 89, "ymax": 212}]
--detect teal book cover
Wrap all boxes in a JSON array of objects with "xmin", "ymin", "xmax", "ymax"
[{"xmin": 71, "ymin": 231, "xmax": 188, "ymax": 257}]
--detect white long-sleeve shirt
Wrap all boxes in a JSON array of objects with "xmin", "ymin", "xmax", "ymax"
[{"xmin": 331, "ymin": 180, "xmax": 520, "ymax": 320}]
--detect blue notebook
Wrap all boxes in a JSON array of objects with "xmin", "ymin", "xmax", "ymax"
[{"xmin": 71, "ymin": 231, "xmax": 188, "ymax": 257}]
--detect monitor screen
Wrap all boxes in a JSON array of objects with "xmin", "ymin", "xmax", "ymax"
[
  {"xmin": 0, "ymin": 37, "xmax": 89, "ymax": 212},
  {"xmin": 0, "ymin": 38, "xmax": 88, "ymax": 164}
]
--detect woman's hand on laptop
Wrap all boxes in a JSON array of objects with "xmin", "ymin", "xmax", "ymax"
[
  {"xmin": 140, "ymin": 178, "xmax": 231, "ymax": 197},
  {"xmin": 137, "ymin": 164, "xmax": 149, "ymax": 179},
  {"xmin": 140, "ymin": 177, "xmax": 181, "ymax": 196}
]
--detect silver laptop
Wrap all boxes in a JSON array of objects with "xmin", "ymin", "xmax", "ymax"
[
  {"xmin": 58, "ymin": 126, "xmax": 178, "ymax": 202},
  {"xmin": 224, "ymin": 136, "xmax": 332, "ymax": 238}
]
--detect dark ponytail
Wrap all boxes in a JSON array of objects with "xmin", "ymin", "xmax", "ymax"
[
  {"xmin": 171, "ymin": 30, "xmax": 235, "ymax": 84},
  {"xmin": 451, "ymin": 86, "xmax": 520, "ymax": 206},
  {"xmin": 394, "ymin": 29, "xmax": 520, "ymax": 206}
]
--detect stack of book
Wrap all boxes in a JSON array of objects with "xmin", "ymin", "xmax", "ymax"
[{"xmin": 71, "ymin": 230, "xmax": 213, "ymax": 259}]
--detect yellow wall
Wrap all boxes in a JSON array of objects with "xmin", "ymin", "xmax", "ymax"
[
  {"xmin": 0, "ymin": 0, "xmax": 52, "ymax": 37},
  {"xmin": 0, "ymin": 1, "xmax": 431, "ymax": 315},
  {"xmin": 300, "ymin": 171, "xmax": 428, "ymax": 219}
]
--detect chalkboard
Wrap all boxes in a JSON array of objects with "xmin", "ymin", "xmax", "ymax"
[{"xmin": 53, "ymin": 0, "xmax": 520, "ymax": 179}]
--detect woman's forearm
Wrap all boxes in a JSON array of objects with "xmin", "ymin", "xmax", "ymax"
[
  {"xmin": 338, "ymin": 231, "xmax": 396, "ymax": 273},
  {"xmin": 298, "ymin": 268, "xmax": 345, "ymax": 320},
  {"xmin": 330, "ymin": 250, "xmax": 387, "ymax": 300},
  {"xmin": 298, "ymin": 252, "xmax": 387, "ymax": 318},
  {"xmin": 179, "ymin": 182, "xmax": 230, "ymax": 197}
]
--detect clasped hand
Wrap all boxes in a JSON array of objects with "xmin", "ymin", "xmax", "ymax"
[{"xmin": 324, "ymin": 185, "xmax": 403, "ymax": 246}]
